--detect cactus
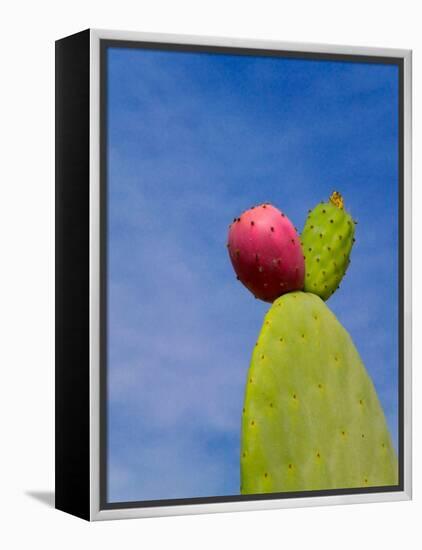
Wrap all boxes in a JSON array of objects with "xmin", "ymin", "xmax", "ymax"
[
  {"xmin": 301, "ymin": 192, "xmax": 355, "ymax": 301},
  {"xmin": 227, "ymin": 193, "xmax": 398, "ymax": 495},
  {"xmin": 227, "ymin": 204, "xmax": 305, "ymax": 302},
  {"xmin": 241, "ymin": 291, "xmax": 397, "ymax": 494}
]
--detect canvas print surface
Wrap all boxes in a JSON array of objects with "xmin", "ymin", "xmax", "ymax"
[{"xmin": 104, "ymin": 44, "xmax": 400, "ymax": 505}]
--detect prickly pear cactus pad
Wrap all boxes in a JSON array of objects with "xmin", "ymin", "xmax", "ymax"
[
  {"xmin": 301, "ymin": 192, "xmax": 355, "ymax": 301},
  {"xmin": 241, "ymin": 292, "xmax": 397, "ymax": 494}
]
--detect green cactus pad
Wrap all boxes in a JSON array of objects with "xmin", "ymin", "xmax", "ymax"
[
  {"xmin": 241, "ymin": 292, "xmax": 398, "ymax": 494},
  {"xmin": 301, "ymin": 192, "xmax": 355, "ymax": 301}
]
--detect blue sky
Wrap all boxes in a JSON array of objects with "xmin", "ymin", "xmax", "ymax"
[{"xmin": 106, "ymin": 46, "xmax": 399, "ymax": 502}]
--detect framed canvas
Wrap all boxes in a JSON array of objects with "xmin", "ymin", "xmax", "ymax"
[{"xmin": 55, "ymin": 28, "xmax": 412, "ymax": 521}]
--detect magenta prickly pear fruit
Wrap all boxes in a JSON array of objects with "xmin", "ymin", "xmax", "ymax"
[{"xmin": 227, "ymin": 204, "xmax": 305, "ymax": 302}]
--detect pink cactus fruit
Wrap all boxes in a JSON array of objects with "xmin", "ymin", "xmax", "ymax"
[{"xmin": 227, "ymin": 203, "xmax": 305, "ymax": 302}]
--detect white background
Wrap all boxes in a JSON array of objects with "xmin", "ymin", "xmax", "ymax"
[{"xmin": 0, "ymin": 1, "xmax": 420, "ymax": 548}]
